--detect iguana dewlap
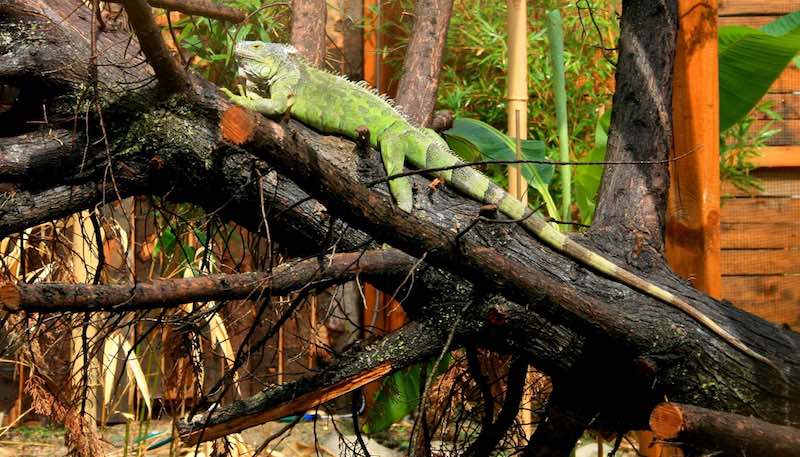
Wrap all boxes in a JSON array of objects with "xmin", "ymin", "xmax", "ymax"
[{"xmin": 223, "ymin": 40, "xmax": 774, "ymax": 369}]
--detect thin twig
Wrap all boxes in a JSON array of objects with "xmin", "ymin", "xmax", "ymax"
[{"xmin": 106, "ymin": 0, "xmax": 248, "ymax": 22}]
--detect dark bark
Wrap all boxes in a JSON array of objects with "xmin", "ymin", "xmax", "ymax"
[
  {"xmin": 650, "ymin": 402, "xmax": 800, "ymax": 457},
  {"xmin": 0, "ymin": 250, "xmax": 416, "ymax": 313},
  {"xmin": 105, "ymin": 0, "xmax": 248, "ymax": 22},
  {"xmin": 177, "ymin": 319, "xmax": 445, "ymax": 444},
  {"xmin": 464, "ymin": 356, "xmax": 528, "ymax": 456},
  {"xmin": 222, "ymin": 100, "xmax": 798, "ymax": 425},
  {"xmin": 591, "ymin": 1, "xmax": 676, "ymax": 258},
  {"xmin": 395, "ymin": 0, "xmax": 454, "ymax": 126},
  {"xmin": 1, "ymin": 0, "xmax": 799, "ymax": 451},
  {"xmin": 523, "ymin": 381, "xmax": 600, "ymax": 457},
  {"xmin": 290, "ymin": 0, "xmax": 327, "ymax": 68},
  {"xmin": 121, "ymin": 0, "xmax": 192, "ymax": 93}
]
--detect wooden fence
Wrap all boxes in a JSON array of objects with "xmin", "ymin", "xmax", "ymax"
[{"xmin": 719, "ymin": 1, "xmax": 800, "ymax": 330}]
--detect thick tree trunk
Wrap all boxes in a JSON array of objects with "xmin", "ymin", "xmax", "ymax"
[
  {"xmin": 290, "ymin": 0, "xmax": 327, "ymax": 67},
  {"xmin": 0, "ymin": 0, "xmax": 798, "ymax": 453}
]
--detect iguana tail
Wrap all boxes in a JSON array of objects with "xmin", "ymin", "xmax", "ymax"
[{"xmin": 424, "ymin": 136, "xmax": 776, "ymax": 369}]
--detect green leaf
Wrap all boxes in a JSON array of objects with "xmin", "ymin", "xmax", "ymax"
[
  {"xmin": 152, "ymin": 228, "xmax": 176, "ymax": 258},
  {"xmin": 443, "ymin": 118, "xmax": 558, "ymax": 218},
  {"xmin": 761, "ymin": 11, "xmax": 800, "ymax": 37},
  {"xmin": 574, "ymin": 111, "xmax": 609, "ymax": 225},
  {"xmin": 363, "ymin": 356, "xmax": 450, "ymax": 434},
  {"xmin": 719, "ymin": 16, "xmax": 800, "ymax": 131},
  {"xmin": 547, "ymin": 9, "xmax": 572, "ymax": 224},
  {"xmin": 444, "ymin": 134, "xmax": 483, "ymax": 163}
]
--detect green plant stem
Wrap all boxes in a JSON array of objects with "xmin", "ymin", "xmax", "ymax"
[
  {"xmin": 123, "ymin": 420, "xmax": 130, "ymax": 457},
  {"xmin": 547, "ymin": 9, "xmax": 571, "ymax": 228}
]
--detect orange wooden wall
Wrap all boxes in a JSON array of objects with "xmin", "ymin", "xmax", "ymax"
[{"xmin": 718, "ymin": 0, "xmax": 800, "ymax": 330}]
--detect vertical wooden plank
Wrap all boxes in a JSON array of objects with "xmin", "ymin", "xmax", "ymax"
[
  {"xmin": 363, "ymin": 0, "xmax": 399, "ymax": 96},
  {"xmin": 649, "ymin": 1, "xmax": 721, "ymax": 456},
  {"xmin": 326, "ymin": 0, "xmax": 364, "ymax": 80},
  {"xmin": 277, "ymin": 324, "xmax": 285, "ymax": 385},
  {"xmin": 665, "ymin": 0, "xmax": 721, "ymax": 298}
]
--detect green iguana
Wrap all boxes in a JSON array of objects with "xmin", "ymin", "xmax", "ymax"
[{"xmin": 223, "ymin": 41, "xmax": 774, "ymax": 368}]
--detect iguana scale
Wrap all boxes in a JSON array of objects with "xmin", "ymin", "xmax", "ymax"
[{"xmin": 223, "ymin": 41, "xmax": 774, "ymax": 368}]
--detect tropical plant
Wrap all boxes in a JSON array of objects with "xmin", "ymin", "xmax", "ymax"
[
  {"xmin": 444, "ymin": 118, "xmax": 556, "ymax": 217},
  {"xmin": 718, "ymin": 12, "xmax": 800, "ymax": 132},
  {"xmin": 717, "ymin": 12, "xmax": 800, "ymax": 190},
  {"xmin": 170, "ymin": 0, "xmax": 290, "ymax": 85}
]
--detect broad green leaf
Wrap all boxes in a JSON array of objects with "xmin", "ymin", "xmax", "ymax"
[
  {"xmin": 363, "ymin": 356, "xmax": 450, "ymax": 434},
  {"xmin": 152, "ymin": 228, "xmax": 176, "ymax": 258},
  {"xmin": 444, "ymin": 118, "xmax": 558, "ymax": 218},
  {"xmin": 761, "ymin": 11, "xmax": 800, "ymax": 37},
  {"xmin": 719, "ymin": 17, "xmax": 800, "ymax": 131},
  {"xmin": 444, "ymin": 134, "xmax": 483, "ymax": 163},
  {"xmin": 574, "ymin": 111, "xmax": 609, "ymax": 225}
]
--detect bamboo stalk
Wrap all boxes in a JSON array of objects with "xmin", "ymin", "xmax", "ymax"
[
  {"xmin": 547, "ymin": 9, "xmax": 571, "ymax": 227},
  {"xmin": 506, "ymin": 0, "xmax": 528, "ymax": 204},
  {"xmin": 506, "ymin": 0, "xmax": 534, "ymax": 439}
]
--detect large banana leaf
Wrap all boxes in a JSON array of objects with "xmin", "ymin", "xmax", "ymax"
[
  {"xmin": 719, "ymin": 12, "xmax": 800, "ymax": 132},
  {"xmin": 444, "ymin": 118, "xmax": 558, "ymax": 218},
  {"xmin": 574, "ymin": 111, "xmax": 610, "ymax": 225}
]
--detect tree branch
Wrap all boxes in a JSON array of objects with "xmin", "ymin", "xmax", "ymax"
[
  {"xmin": 121, "ymin": 0, "xmax": 192, "ymax": 93},
  {"xmin": 3, "ymin": 0, "xmax": 799, "ymax": 438},
  {"xmin": 105, "ymin": 0, "xmax": 247, "ymax": 22},
  {"xmin": 0, "ymin": 130, "xmax": 75, "ymax": 184},
  {"xmin": 0, "ymin": 249, "xmax": 416, "ymax": 313},
  {"xmin": 464, "ymin": 356, "xmax": 528, "ymax": 456},
  {"xmin": 395, "ymin": 0, "xmax": 454, "ymax": 126},
  {"xmin": 177, "ymin": 319, "xmax": 445, "ymax": 444},
  {"xmin": 523, "ymin": 382, "xmax": 598, "ymax": 457},
  {"xmin": 219, "ymin": 103, "xmax": 797, "ymax": 425},
  {"xmin": 0, "ymin": 182, "xmax": 141, "ymax": 237}
]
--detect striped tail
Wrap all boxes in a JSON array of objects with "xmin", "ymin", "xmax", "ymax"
[{"xmin": 441, "ymin": 159, "xmax": 776, "ymax": 369}]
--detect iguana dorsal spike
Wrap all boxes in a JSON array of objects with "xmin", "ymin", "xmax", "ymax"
[{"xmin": 226, "ymin": 40, "xmax": 779, "ymax": 372}]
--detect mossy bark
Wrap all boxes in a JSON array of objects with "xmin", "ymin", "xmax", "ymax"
[{"xmin": 0, "ymin": 0, "xmax": 798, "ymax": 452}]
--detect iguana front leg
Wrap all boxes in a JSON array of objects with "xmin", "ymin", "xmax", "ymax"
[
  {"xmin": 379, "ymin": 132, "xmax": 414, "ymax": 212},
  {"xmin": 221, "ymin": 85, "xmax": 293, "ymax": 117}
]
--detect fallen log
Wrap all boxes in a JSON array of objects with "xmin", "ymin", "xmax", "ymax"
[{"xmin": 649, "ymin": 402, "xmax": 800, "ymax": 456}]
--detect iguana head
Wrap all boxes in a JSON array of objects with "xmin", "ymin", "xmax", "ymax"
[{"xmin": 233, "ymin": 41, "xmax": 299, "ymax": 83}]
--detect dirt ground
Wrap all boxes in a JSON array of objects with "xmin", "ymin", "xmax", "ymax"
[
  {"xmin": 0, "ymin": 419, "xmax": 638, "ymax": 456},
  {"xmin": 0, "ymin": 417, "xmax": 407, "ymax": 457}
]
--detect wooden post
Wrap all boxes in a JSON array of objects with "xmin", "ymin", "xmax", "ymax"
[
  {"xmin": 649, "ymin": 1, "xmax": 720, "ymax": 456},
  {"xmin": 665, "ymin": 0, "xmax": 721, "ymax": 298},
  {"xmin": 363, "ymin": 0, "xmax": 399, "ymax": 97}
]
